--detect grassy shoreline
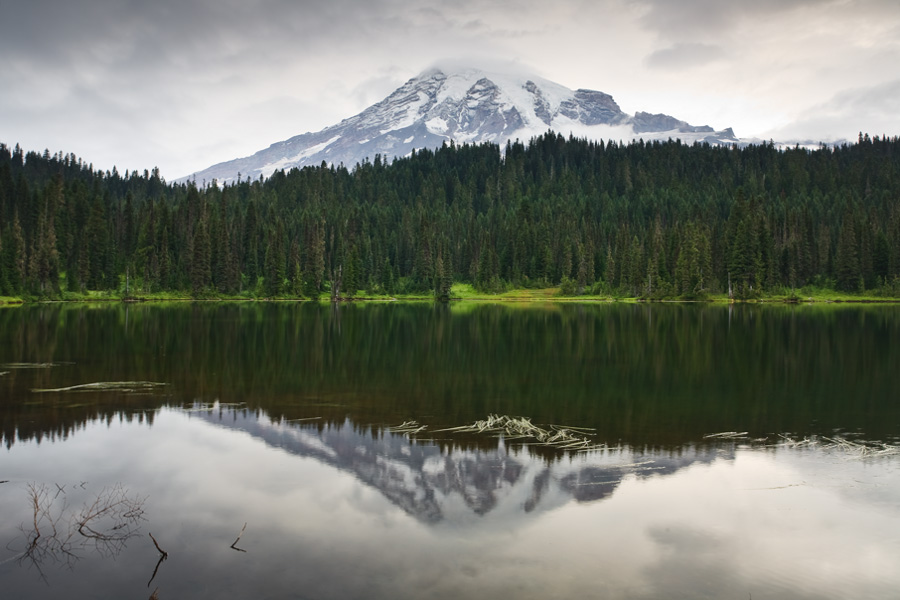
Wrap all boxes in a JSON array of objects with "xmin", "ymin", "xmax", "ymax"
[{"xmin": 3, "ymin": 283, "xmax": 900, "ymax": 306}]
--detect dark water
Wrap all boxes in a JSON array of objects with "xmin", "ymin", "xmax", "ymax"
[{"xmin": 1, "ymin": 302, "xmax": 899, "ymax": 599}]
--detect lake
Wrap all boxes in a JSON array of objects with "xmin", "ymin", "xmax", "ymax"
[{"xmin": 1, "ymin": 302, "xmax": 899, "ymax": 599}]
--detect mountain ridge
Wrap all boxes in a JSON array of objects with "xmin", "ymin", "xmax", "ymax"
[{"xmin": 181, "ymin": 67, "xmax": 738, "ymax": 184}]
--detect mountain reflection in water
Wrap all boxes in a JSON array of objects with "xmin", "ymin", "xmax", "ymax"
[
  {"xmin": 2, "ymin": 405, "xmax": 899, "ymax": 600},
  {"xmin": 193, "ymin": 406, "xmax": 723, "ymax": 523}
]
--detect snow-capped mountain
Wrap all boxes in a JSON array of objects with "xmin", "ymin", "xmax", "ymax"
[{"xmin": 181, "ymin": 67, "xmax": 738, "ymax": 185}]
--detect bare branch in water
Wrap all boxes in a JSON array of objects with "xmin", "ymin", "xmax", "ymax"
[
  {"xmin": 147, "ymin": 553, "xmax": 166, "ymax": 588},
  {"xmin": 147, "ymin": 532, "xmax": 169, "ymax": 587},
  {"xmin": 231, "ymin": 522, "xmax": 248, "ymax": 552},
  {"xmin": 13, "ymin": 482, "xmax": 146, "ymax": 579},
  {"xmin": 149, "ymin": 532, "xmax": 168, "ymax": 558},
  {"xmin": 74, "ymin": 484, "xmax": 146, "ymax": 556}
]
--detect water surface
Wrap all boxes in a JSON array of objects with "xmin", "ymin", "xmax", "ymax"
[{"xmin": 1, "ymin": 302, "xmax": 899, "ymax": 599}]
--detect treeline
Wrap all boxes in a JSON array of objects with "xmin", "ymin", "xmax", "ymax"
[{"xmin": 1, "ymin": 132, "xmax": 900, "ymax": 299}]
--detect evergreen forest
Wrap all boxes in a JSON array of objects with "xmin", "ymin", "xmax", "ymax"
[{"xmin": 1, "ymin": 132, "xmax": 899, "ymax": 301}]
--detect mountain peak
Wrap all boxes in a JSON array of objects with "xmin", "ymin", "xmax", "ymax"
[{"xmin": 180, "ymin": 66, "xmax": 737, "ymax": 184}]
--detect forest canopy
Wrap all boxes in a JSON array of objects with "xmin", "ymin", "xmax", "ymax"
[{"xmin": 1, "ymin": 132, "xmax": 899, "ymax": 300}]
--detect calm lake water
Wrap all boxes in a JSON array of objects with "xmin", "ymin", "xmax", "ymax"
[{"xmin": 1, "ymin": 302, "xmax": 899, "ymax": 599}]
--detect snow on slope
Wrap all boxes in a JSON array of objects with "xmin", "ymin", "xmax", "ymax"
[{"xmin": 179, "ymin": 67, "xmax": 738, "ymax": 186}]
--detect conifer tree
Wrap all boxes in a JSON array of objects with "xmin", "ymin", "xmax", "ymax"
[
  {"xmin": 835, "ymin": 209, "xmax": 861, "ymax": 292},
  {"xmin": 263, "ymin": 220, "xmax": 285, "ymax": 297},
  {"xmin": 191, "ymin": 215, "xmax": 212, "ymax": 296}
]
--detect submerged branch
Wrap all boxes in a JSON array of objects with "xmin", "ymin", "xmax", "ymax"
[
  {"xmin": 149, "ymin": 532, "xmax": 168, "ymax": 558},
  {"xmin": 14, "ymin": 482, "xmax": 144, "ymax": 577},
  {"xmin": 231, "ymin": 522, "xmax": 248, "ymax": 552},
  {"xmin": 147, "ymin": 532, "xmax": 168, "ymax": 587},
  {"xmin": 148, "ymin": 554, "xmax": 166, "ymax": 588}
]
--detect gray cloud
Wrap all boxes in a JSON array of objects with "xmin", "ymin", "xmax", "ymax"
[
  {"xmin": 1, "ymin": 0, "xmax": 899, "ymax": 177},
  {"xmin": 767, "ymin": 78, "xmax": 900, "ymax": 141},
  {"xmin": 645, "ymin": 43, "xmax": 727, "ymax": 69},
  {"xmin": 629, "ymin": 0, "xmax": 832, "ymax": 39}
]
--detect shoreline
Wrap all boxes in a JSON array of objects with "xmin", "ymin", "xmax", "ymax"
[{"xmin": 4, "ymin": 289, "xmax": 900, "ymax": 306}]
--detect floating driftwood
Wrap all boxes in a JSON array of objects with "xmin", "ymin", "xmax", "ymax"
[
  {"xmin": 2, "ymin": 362, "xmax": 68, "ymax": 369},
  {"xmin": 32, "ymin": 381, "xmax": 169, "ymax": 393},
  {"xmin": 704, "ymin": 431, "xmax": 900, "ymax": 459},
  {"xmin": 436, "ymin": 414, "xmax": 604, "ymax": 452},
  {"xmin": 819, "ymin": 436, "xmax": 900, "ymax": 458},
  {"xmin": 386, "ymin": 420, "xmax": 428, "ymax": 435},
  {"xmin": 0, "ymin": 371, "xmax": 8, "ymax": 377},
  {"xmin": 181, "ymin": 401, "xmax": 247, "ymax": 412},
  {"xmin": 703, "ymin": 431, "xmax": 749, "ymax": 439}
]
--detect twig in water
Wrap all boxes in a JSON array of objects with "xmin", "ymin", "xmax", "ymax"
[
  {"xmin": 703, "ymin": 431, "xmax": 749, "ymax": 439},
  {"xmin": 149, "ymin": 532, "xmax": 168, "ymax": 558},
  {"xmin": 147, "ymin": 532, "xmax": 168, "ymax": 587},
  {"xmin": 231, "ymin": 522, "xmax": 248, "ymax": 552},
  {"xmin": 32, "ymin": 381, "xmax": 168, "ymax": 393},
  {"xmin": 148, "ymin": 554, "xmax": 166, "ymax": 587},
  {"xmin": 438, "ymin": 414, "xmax": 600, "ymax": 451},
  {"xmin": 386, "ymin": 420, "xmax": 428, "ymax": 435}
]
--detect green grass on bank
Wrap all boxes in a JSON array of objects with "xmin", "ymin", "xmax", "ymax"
[
  {"xmin": 450, "ymin": 283, "xmax": 900, "ymax": 304},
  {"xmin": 5, "ymin": 282, "xmax": 900, "ymax": 305}
]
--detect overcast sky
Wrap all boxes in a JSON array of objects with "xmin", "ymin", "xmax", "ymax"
[{"xmin": 2, "ymin": 0, "xmax": 899, "ymax": 180}]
